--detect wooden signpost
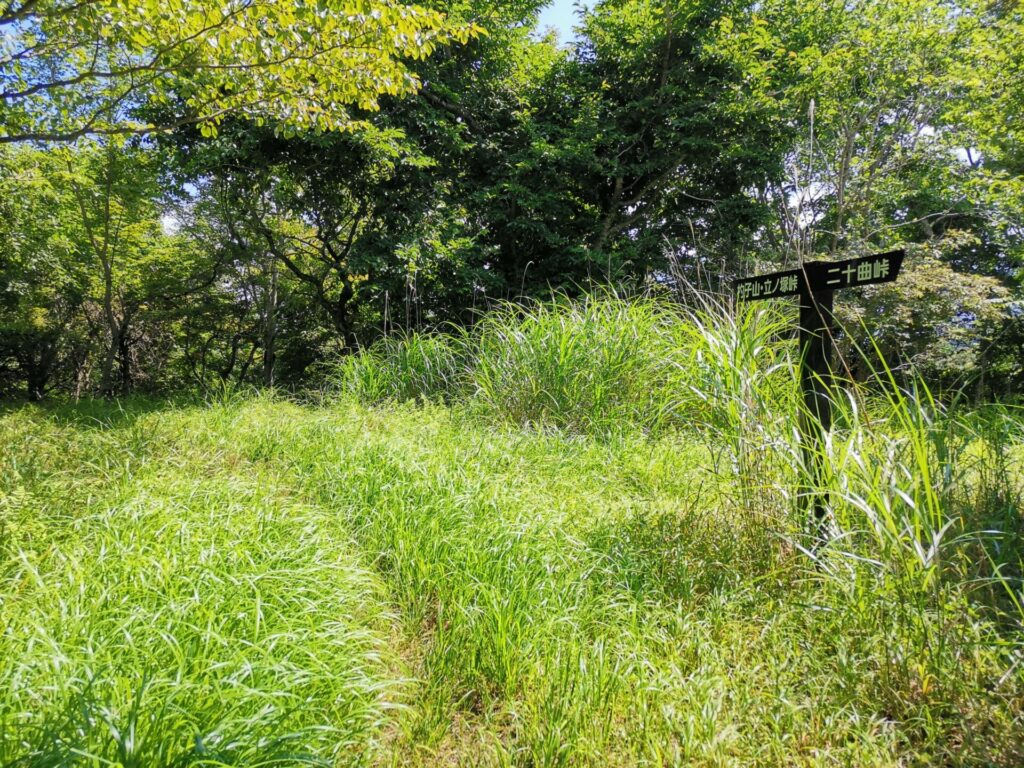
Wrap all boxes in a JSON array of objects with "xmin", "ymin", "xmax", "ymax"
[{"xmin": 734, "ymin": 250, "xmax": 905, "ymax": 530}]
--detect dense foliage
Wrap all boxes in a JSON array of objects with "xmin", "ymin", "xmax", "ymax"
[
  {"xmin": 0, "ymin": 0, "xmax": 479, "ymax": 143},
  {"xmin": 1, "ymin": 0, "xmax": 1022, "ymax": 398},
  {"xmin": 3, "ymin": 3, "xmax": 1023, "ymax": 763}
]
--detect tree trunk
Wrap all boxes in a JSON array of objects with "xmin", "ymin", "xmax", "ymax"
[
  {"xmin": 116, "ymin": 315, "xmax": 133, "ymax": 396},
  {"xmin": 330, "ymin": 278, "xmax": 357, "ymax": 351},
  {"xmin": 88, "ymin": 143, "xmax": 120, "ymax": 398},
  {"xmin": 97, "ymin": 228, "xmax": 118, "ymax": 395},
  {"xmin": 23, "ymin": 336, "xmax": 56, "ymax": 401},
  {"xmin": 263, "ymin": 258, "xmax": 278, "ymax": 387},
  {"xmin": 592, "ymin": 175, "xmax": 624, "ymax": 271},
  {"xmin": 99, "ymin": 320, "xmax": 119, "ymax": 397}
]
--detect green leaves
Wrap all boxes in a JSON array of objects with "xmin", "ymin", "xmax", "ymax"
[{"xmin": 0, "ymin": 0, "xmax": 482, "ymax": 143}]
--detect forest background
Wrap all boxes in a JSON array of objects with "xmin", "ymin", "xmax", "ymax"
[{"xmin": 2, "ymin": 0, "xmax": 1022, "ymax": 400}]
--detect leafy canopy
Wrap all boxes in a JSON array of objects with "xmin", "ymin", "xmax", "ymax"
[{"xmin": 0, "ymin": 0, "xmax": 480, "ymax": 143}]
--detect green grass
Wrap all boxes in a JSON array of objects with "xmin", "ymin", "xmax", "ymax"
[
  {"xmin": 334, "ymin": 294, "xmax": 795, "ymax": 438},
  {"xmin": 2, "ymin": 295, "xmax": 1023, "ymax": 766}
]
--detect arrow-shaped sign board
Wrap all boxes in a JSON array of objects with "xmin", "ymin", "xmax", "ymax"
[{"xmin": 734, "ymin": 250, "xmax": 904, "ymax": 302}]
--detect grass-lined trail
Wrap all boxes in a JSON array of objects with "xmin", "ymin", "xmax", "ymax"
[{"xmin": 1, "ymin": 396, "xmax": 1022, "ymax": 766}]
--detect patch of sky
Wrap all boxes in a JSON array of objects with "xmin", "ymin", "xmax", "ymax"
[{"xmin": 534, "ymin": 0, "xmax": 588, "ymax": 44}]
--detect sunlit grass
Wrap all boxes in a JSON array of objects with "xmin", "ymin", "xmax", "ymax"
[
  {"xmin": 0, "ymin": 401, "xmax": 397, "ymax": 766},
  {"xmin": 2, "ymin": 294, "xmax": 1023, "ymax": 765}
]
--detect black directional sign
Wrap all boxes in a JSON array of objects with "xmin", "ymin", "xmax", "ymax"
[
  {"xmin": 811, "ymin": 250, "xmax": 904, "ymax": 291},
  {"xmin": 734, "ymin": 250, "xmax": 904, "ymax": 302},
  {"xmin": 731, "ymin": 249, "xmax": 905, "ymax": 538}
]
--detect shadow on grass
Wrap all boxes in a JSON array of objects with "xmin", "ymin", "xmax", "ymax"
[
  {"xmin": 585, "ymin": 501, "xmax": 796, "ymax": 607},
  {"xmin": 0, "ymin": 395, "xmax": 195, "ymax": 431}
]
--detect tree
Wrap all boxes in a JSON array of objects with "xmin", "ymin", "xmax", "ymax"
[
  {"xmin": 836, "ymin": 238, "xmax": 1010, "ymax": 387},
  {"xmin": 57, "ymin": 143, "xmax": 169, "ymax": 394},
  {"xmin": 0, "ymin": 145, "xmax": 87, "ymax": 398},
  {"xmin": 950, "ymin": 1, "xmax": 1024, "ymax": 278},
  {"xmin": 564, "ymin": 0, "xmax": 779, "ymax": 281},
  {"xmin": 0, "ymin": 0, "xmax": 478, "ymax": 144},
  {"xmin": 156, "ymin": 0, "xmax": 554, "ymax": 363},
  {"xmin": 0, "ymin": 140, "xmax": 215, "ymax": 398},
  {"xmin": 711, "ymin": 0, "xmax": 1022, "ymax": 389},
  {"xmin": 709, "ymin": 0, "xmax": 1022, "ymax": 267},
  {"xmin": 388, "ymin": 0, "xmax": 784, "ymax": 296}
]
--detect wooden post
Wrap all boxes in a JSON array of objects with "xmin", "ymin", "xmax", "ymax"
[
  {"xmin": 798, "ymin": 263, "xmax": 834, "ymax": 531},
  {"xmin": 733, "ymin": 249, "xmax": 905, "ymax": 538}
]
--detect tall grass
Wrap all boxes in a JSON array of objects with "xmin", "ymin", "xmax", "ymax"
[
  {"xmin": 332, "ymin": 290, "xmax": 1024, "ymax": 762},
  {"xmin": 2, "ymin": 294, "xmax": 1022, "ymax": 765},
  {"xmin": 336, "ymin": 293, "xmax": 793, "ymax": 437},
  {"xmin": 334, "ymin": 332, "xmax": 467, "ymax": 405},
  {"xmin": 803, "ymin": 381, "xmax": 1024, "ymax": 729}
]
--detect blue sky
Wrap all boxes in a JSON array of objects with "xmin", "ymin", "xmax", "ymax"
[{"xmin": 535, "ymin": 0, "xmax": 584, "ymax": 42}]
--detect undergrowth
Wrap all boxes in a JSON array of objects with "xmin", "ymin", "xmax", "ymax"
[{"xmin": 2, "ymin": 293, "xmax": 1022, "ymax": 766}]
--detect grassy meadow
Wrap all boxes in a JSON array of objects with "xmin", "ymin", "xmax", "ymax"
[{"xmin": 2, "ymin": 297, "xmax": 1023, "ymax": 766}]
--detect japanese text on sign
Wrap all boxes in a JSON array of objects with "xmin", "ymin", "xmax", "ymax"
[
  {"xmin": 736, "ymin": 274, "xmax": 800, "ymax": 300},
  {"xmin": 825, "ymin": 257, "xmax": 890, "ymax": 288},
  {"xmin": 734, "ymin": 270, "xmax": 801, "ymax": 301}
]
